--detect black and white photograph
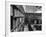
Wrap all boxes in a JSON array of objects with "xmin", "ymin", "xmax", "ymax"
[{"xmin": 10, "ymin": 5, "xmax": 42, "ymax": 32}]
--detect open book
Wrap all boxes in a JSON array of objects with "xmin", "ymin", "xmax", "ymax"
[{"xmin": 5, "ymin": 1, "xmax": 45, "ymax": 37}]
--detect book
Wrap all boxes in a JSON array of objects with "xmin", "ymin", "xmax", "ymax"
[{"xmin": 5, "ymin": 0, "xmax": 45, "ymax": 37}]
